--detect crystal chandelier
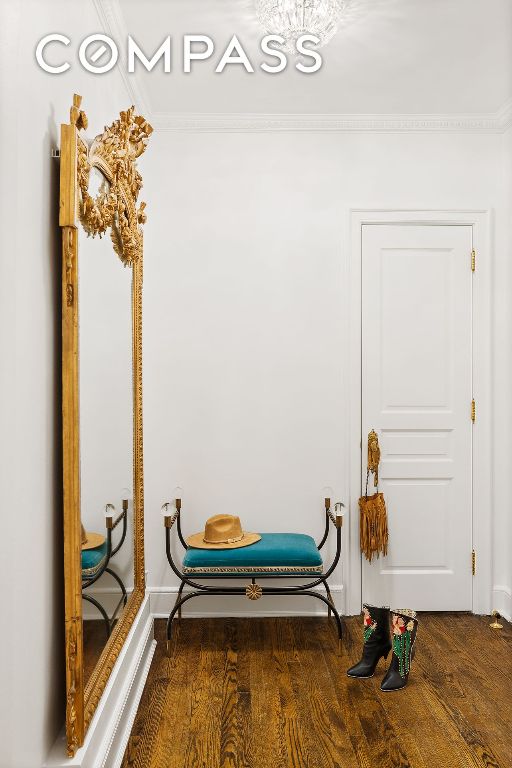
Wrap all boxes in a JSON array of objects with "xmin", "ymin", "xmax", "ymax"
[{"xmin": 255, "ymin": 0, "xmax": 347, "ymax": 51}]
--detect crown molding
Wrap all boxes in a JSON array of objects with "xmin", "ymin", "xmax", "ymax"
[
  {"xmin": 93, "ymin": 0, "xmax": 512, "ymax": 134},
  {"xmin": 149, "ymin": 110, "xmax": 512, "ymax": 133}
]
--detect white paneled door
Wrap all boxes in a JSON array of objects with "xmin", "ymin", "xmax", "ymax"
[{"xmin": 361, "ymin": 224, "xmax": 473, "ymax": 611}]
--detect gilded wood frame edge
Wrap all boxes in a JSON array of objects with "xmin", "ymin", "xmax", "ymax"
[{"xmin": 60, "ymin": 94, "xmax": 148, "ymax": 757}]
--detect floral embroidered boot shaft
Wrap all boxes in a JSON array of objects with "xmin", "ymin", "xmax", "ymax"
[
  {"xmin": 346, "ymin": 605, "xmax": 392, "ymax": 679},
  {"xmin": 380, "ymin": 609, "xmax": 418, "ymax": 691}
]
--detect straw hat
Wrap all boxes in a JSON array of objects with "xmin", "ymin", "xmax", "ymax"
[
  {"xmin": 186, "ymin": 514, "xmax": 261, "ymax": 550},
  {"xmin": 81, "ymin": 523, "xmax": 105, "ymax": 551}
]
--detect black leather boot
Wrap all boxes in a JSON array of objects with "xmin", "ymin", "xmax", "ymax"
[
  {"xmin": 346, "ymin": 604, "xmax": 392, "ymax": 678},
  {"xmin": 380, "ymin": 609, "xmax": 418, "ymax": 691}
]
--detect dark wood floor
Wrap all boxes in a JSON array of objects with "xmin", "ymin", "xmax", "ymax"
[{"xmin": 121, "ymin": 614, "xmax": 512, "ymax": 768}]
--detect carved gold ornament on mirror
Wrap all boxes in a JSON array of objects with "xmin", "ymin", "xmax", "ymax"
[
  {"xmin": 76, "ymin": 100, "xmax": 151, "ymax": 265},
  {"xmin": 60, "ymin": 94, "xmax": 151, "ymax": 757}
]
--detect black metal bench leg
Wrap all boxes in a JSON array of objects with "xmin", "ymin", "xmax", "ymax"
[
  {"xmin": 298, "ymin": 589, "xmax": 343, "ymax": 655},
  {"xmin": 175, "ymin": 579, "xmax": 185, "ymax": 623},
  {"xmin": 82, "ymin": 593, "xmax": 111, "ymax": 639},
  {"xmin": 166, "ymin": 590, "xmax": 204, "ymax": 656},
  {"xmin": 323, "ymin": 579, "xmax": 334, "ymax": 618},
  {"xmin": 104, "ymin": 567, "xmax": 128, "ymax": 606}
]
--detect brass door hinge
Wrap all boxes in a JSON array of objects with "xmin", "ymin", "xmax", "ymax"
[
  {"xmin": 472, "ymin": 549, "xmax": 476, "ymax": 576},
  {"xmin": 471, "ymin": 399, "xmax": 476, "ymax": 422},
  {"xmin": 471, "ymin": 249, "xmax": 476, "ymax": 272}
]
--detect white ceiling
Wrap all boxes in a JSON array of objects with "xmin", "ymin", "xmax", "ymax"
[{"xmin": 111, "ymin": 0, "xmax": 512, "ymax": 118}]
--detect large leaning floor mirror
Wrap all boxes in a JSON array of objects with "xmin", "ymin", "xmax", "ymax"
[{"xmin": 59, "ymin": 94, "xmax": 152, "ymax": 756}]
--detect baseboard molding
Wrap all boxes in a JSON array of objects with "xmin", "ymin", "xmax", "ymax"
[
  {"xmin": 101, "ymin": 634, "xmax": 157, "ymax": 768},
  {"xmin": 492, "ymin": 585, "xmax": 512, "ymax": 623},
  {"xmin": 149, "ymin": 584, "xmax": 344, "ymax": 618},
  {"xmin": 45, "ymin": 596, "xmax": 154, "ymax": 768},
  {"xmin": 82, "ymin": 588, "xmax": 135, "ymax": 620}
]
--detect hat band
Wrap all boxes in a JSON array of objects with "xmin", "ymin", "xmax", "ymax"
[{"xmin": 203, "ymin": 532, "xmax": 244, "ymax": 545}]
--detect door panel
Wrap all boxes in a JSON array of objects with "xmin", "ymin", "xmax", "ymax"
[{"xmin": 362, "ymin": 224, "xmax": 473, "ymax": 610}]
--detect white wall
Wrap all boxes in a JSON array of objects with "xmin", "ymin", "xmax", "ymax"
[
  {"xmin": 142, "ymin": 129, "xmax": 506, "ymax": 616},
  {"xmin": 0, "ymin": 2, "xmax": 131, "ymax": 766},
  {"xmin": 493, "ymin": 125, "xmax": 512, "ymax": 622}
]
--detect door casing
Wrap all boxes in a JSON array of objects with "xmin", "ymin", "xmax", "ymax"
[{"xmin": 343, "ymin": 210, "xmax": 492, "ymax": 616}]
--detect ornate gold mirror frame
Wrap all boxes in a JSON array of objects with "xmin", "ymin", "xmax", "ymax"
[{"xmin": 59, "ymin": 94, "xmax": 152, "ymax": 756}]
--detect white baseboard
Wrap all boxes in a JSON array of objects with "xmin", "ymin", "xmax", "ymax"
[
  {"xmin": 149, "ymin": 583, "xmax": 344, "ymax": 618},
  {"xmin": 82, "ymin": 588, "xmax": 134, "ymax": 620},
  {"xmin": 101, "ymin": 635, "xmax": 157, "ymax": 768},
  {"xmin": 45, "ymin": 596, "xmax": 154, "ymax": 768},
  {"xmin": 492, "ymin": 585, "xmax": 512, "ymax": 623}
]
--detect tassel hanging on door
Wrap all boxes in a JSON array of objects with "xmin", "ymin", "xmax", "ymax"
[{"xmin": 359, "ymin": 430, "xmax": 389, "ymax": 562}]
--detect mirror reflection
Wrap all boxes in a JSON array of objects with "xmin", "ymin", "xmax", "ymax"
[{"xmin": 78, "ymin": 170, "xmax": 134, "ymax": 684}]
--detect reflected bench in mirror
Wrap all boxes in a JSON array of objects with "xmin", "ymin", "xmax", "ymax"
[{"xmin": 81, "ymin": 498, "xmax": 129, "ymax": 640}]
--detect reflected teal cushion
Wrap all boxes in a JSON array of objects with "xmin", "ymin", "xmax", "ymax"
[
  {"xmin": 182, "ymin": 533, "xmax": 322, "ymax": 575},
  {"xmin": 82, "ymin": 542, "xmax": 107, "ymax": 579}
]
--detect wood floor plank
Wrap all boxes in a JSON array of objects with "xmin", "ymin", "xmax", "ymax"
[
  {"xmin": 416, "ymin": 616, "xmax": 511, "ymax": 767},
  {"xmin": 121, "ymin": 619, "xmax": 183, "ymax": 768},
  {"xmin": 291, "ymin": 617, "xmax": 363, "ymax": 768},
  {"xmin": 181, "ymin": 619, "xmax": 222, "ymax": 768},
  {"xmin": 249, "ymin": 619, "xmax": 288, "ymax": 768},
  {"xmin": 157, "ymin": 620, "xmax": 200, "ymax": 768},
  {"xmin": 321, "ymin": 616, "xmax": 414, "ymax": 768},
  {"xmin": 219, "ymin": 619, "xmax": 240, "ymax": 768},
  {"xmin": 122, "ymin": 614, "xmax": 511, "ymax": 768},
  {"xmin": 288, "ymin": 649, "xmax": 345, "ymax": 768},
  {"xmin": 268, "ymin": 618, "xmax": 313, "ymax": 768},
  {"xmin": 315, "ymin": 619, "xmax": 376, "ymax": 768},
  {"xmin": 235, "ymin": 619, "xmax": 255, "ymax": 768}
]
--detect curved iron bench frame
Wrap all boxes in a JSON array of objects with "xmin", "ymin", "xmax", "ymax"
[
  {"xmin": 82, "ymin": 502, "xmax": 129, "ymax": 638},
  {"xmin": 163, "ymin": 500, "xmax": 345, "ymax": 656}
]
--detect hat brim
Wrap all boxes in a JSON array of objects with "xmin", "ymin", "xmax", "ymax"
[
  {"xmin": 186, "ymin": 531, "xmax": 261, "ymax": 550},
  {"xmin": 82, "ymin": 531, "xmax": 106, "ymax": 550}
]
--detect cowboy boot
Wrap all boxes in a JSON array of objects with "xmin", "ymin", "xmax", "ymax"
[
  {"xmin": 347, "ymin": 604, "xmax": 392, "ymax": 678},
  {"xmin": 380, "ymin": 609, "xmax": 418, "ymax": 691}
]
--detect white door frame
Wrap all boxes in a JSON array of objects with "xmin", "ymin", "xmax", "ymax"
[{"xmin": 344, "ymin": 209, "xmax": 492, "ymax": 616}]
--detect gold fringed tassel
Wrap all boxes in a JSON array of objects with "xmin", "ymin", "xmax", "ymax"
[
  {"xmin": 359, "ymin": 492, "xmax": 389, "ymax": 562},
  {"xmin": 360, "ymin": 430, "xmax": 389, "ymax": 561}
]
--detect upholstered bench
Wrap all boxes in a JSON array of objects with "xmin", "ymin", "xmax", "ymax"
[
  {"xmin": 81, "ymin": 542, "xmax": 108, "ymax": 579},
  {"xmin": 81, "ymin": 507, "xmax": 129, "ymax": 638},
  {"xmin": 163, "ymin": 501, "xmax": 344, "ymax": 655},
  {"xmin": 182, "ymin": 532, "xmax": 323, "ymax": 576}
]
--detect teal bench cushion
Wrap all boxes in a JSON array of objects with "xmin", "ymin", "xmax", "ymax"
[
  {"xmin": 182, "ymin": 532, "xmax": 323, "ymax": 575},
  {"xmin": 82, "ymin": 542, "xmax": 108, "ymax": 579}
]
